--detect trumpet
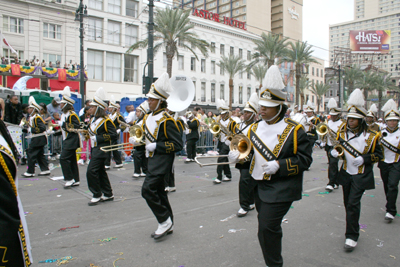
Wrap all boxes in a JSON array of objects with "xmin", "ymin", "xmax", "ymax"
[
  {"xmin": 20, "ymin": 117, "xmax": 32, "ymax": 128},
  {"xmin": 195, "ymin": 134, "xmax": 252, "ymax": 167},
  {"xmin": 100, "ymin": 125, "xmax": 145, "ymax": 152},
  {"xmin": 316, "ymin": 123, "xmax": 344, "ymax": 157}
]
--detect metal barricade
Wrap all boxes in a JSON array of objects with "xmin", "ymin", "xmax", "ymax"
[{"xmin": 196, "ymin": 130, "xmax": 218, "ymax": 153}]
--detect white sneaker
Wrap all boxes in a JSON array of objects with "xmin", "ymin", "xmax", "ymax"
[
  {"xmin": 133, "ymin": 173, "xmax": 140, "ymax": 178},
  {"xmin": 385, "ymin": 212, "xmax": 395, "ymax": 221},
  {"xmin": 39, "ymin": 170, "xmax": 51, "ymax": 176},
  {"xmin": 325, "ymin": 185, "xmax": 334, "ymax": 192},
  {"xmin": 185, "ymin": 158, "xmax": 191, "ymax": 162},
  {"xmin": 88, "ymin": 197, "xmax": 101, "ymax": 206},
  {"xmin": 237, "ymin": 208, "xmax": 248, "ymax": 217},
  {"xmin": 77, "ymin": 159, "xmax": 85, "ymax": 165},
  {"xmin": 22, "ymin": 172, "xmax": 35, "ymax": 177},
  {"xmin": 56, "ymin": 154, "xmax": 61, "ymax": 160},
  {"xmin": 100, "ymin": 195, "xmax": 114, "ymax": 202},
  {"xmin": 168, "ymin": 187, "xmax": 176, "ymax": 192},
  {"xmin": 165, "ymin": 187, "xmax": 170, "ymax": 192},
  {"xmin": 213, "ymin": 178, "xmax": 221, "ymax": 184},
  {"xmin": 105, "ymin": 166, "xmax": 110, "ymax": 170},
  {"xmin": 154, "ymin": 217, "xmax": 173, "ymax": 239},
  {"xmin": 64, "ymin": 180, "xmax": 76, "ymax": 188},
  {"xmin": 222, "ymin": 176, "xmax": 231, "ymax": 182},
  {"xmin": 114, "ymin": 164, "xmax": 123, "ymax": 168},
  {"xmin": 249, "ymin": 204, "xmax": 255, "ymax": 210},
  {"xmin": 344, "ymin": 239, "xmax": 357, "ymax": 251},
  {"xmin": 333, "ymin": 184, "xmax": 339, "ymax": 189},
  {"xmin": 140, "ymin": 173, "xmax": 146, "ymax": 177}
]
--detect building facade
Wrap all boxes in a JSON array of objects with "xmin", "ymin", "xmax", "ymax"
[
  {"xmin": 354, "ymin": 0, "xmax": 400, "ymax": 20},
  {"xmin": 304, "ymin": 57, "xmax": 326, "ymax": 112}
]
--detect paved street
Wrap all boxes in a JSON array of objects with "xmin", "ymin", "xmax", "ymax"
[{"xmin": 18, "ymin": 149, "xmax": 399, "ymax": 267}]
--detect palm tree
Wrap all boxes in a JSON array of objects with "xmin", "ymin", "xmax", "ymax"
[
  {"xmin": 284, "ymin": 41, "xmax": 319, "ymax": 107},
  {"xmin": 250, "ymin": 32, "xmax": 289, "ymax": 68},
  {"xmin": 358, "ymin": 70, "xmax": 379, "ymax": 109},
  {"xmin": 250, "ymin": 64, "xmax": 268, "ymax": 95},
  {"xmin": 217, "ymin": 54, "xmax": 247, "ymax": 110},
  {"xmin": 126, "ymin": 8, "xmax": 209, "ymax": 77},
  {"xmin": 342, "ymin": 65, "xmax": 364, "ymax": 95},
  {"xmin": 375, "ymin": 73, "xmax": 397, "ymax": 117},
  {"xmin": 310, "ymin": 82, "xmax": 330, "ymax": 113},
  {"xmin": 299, "ymin": 75, "xmax": 310, "ymax": 108}
]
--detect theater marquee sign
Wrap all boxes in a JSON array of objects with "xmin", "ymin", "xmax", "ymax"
[{"xmin": 192, "ymin": 8, "xmax": 247, "ymax": 31}]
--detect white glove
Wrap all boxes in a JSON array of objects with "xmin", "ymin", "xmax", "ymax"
[
  {"xmin": 262, "ymin": 161, "xmax": 280, "ymax": 175},
  {"xmin": 225, "ymin": 139, "xmax": 231, "ymax": 146},
  {"xmin": 129, "ymin": 136, "xmax": 139, "ymax": 145},
  {"xmin": 330, "ymin": 149, "xmax": 339, "ymax": 158},
  {"xmin": 353, "ymin": 156, "xmax": 364, "ymax": 167},
  {"xmin": 228, "ymin": 150, "xmax": 240, "ymax": 163},
  {"xmin": 46, "ymin": 129, "xmax": 54, "ymax": 135},
  {"xmin": 320, "ymin": 141, "xmax": 326, "ymax": 148},
  {"xmin": 116, "ymin": 129, "xmax": 121, "ymax": 134},
  {"xmin": 146, "ymin": 143, "xmax": 157, "ymax": 152},
  {"xmin": 57, "ymin": 120, "xmax": 63, "ymax": 127}
]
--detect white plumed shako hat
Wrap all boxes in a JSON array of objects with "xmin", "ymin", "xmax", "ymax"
[
  {"xmin": 382, "ymin": 99, "xmax": 399, "ymax": 121},
  {"xmin": 147, "ymin": 72, "xmax": 173, "ymax": 100},
  {"xmin": 346, "ymin": 88, "xmax": 367, "ymax": 119}
]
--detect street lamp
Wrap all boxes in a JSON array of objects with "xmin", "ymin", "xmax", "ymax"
[
  {"xmin": 75, "ymin": 0, "xmax": 88, "ymax": 108},
  {"xmin": 338, "ymin": 61, "xmax": 341, "ymax": 108}
]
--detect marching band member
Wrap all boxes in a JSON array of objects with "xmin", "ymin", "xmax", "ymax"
[
  {"xmin": 303, "ymin": 100, "xmax": 320, "ymax": 149},
  {"xmin": 366, "ymin": 104, "xmax": 380, "ymax": 132},
  {"xmin": 234, "ymin": 93, "xmax": 259, "ymax": 217},
  {"xmin": 104, "ymin": 96, "xmax": 125, "ymax": 170},
  {"xmin": 59, "ymin": 86, "xmax": 81, "ymax": 188},
  {"xmin": 130, "ymin": 73, "xmax": 183, "ymax": 239},
  {"xmin": 377, "ymin": 118, "xmax": 386, "ymax": 129},
  {"xmin": 22, "ymin": 97, "xmax": 51, "ymax": 177},
  {"xmin": 331, "ymin": 89, "xmax": 382, "ymax": 251},
  {"xmin": 185, "ymin": 111, "xmax": 199, "ymax": 162},
  {"xmin": 378, "ymin": 99, "xmax": 400, "ymax": 222},
  {"xmin": 86, "ymin": 88, "xmax": 118, "ymax": 206},
  {"xmin": 132, "ymin": 101, "xmax": 149, "ymax": 178},
  {"xmin": 324, "ymin": 98, "xmax": 345, "ymax": 192},
  {"xmin": 214, "ymin": 99, "xmax": 237, "ymax": 184},
  {"xmin": 0, "ymin": 119, "xmax": 33, "ymax": 266},
  {"xmin": 229, "ymin": 64, "xmax": 312, "ymax": 267}
]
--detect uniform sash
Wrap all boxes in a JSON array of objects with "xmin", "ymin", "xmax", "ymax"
[
  {"xmin": 381, "ymin": 138, "xmax": 400, "ymax": 154},
  {"xmin": 338, "ymin": 136, "xmax": 361, "ymax": 158}
]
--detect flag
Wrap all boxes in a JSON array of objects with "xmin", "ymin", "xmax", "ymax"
[
  {"xmin": 58, "ymin": 68, "xmax": 66, "ymax": 81},
  {"xmin": 0, "ymin": 30, "xmax": 17, "ymax": 55}
]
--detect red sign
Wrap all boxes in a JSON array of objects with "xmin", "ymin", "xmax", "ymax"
[
  {"xmin": 192, "ymin": 9, "xmax": 246, "ymax": 31},
  {"xmin": 49, "ymin": 80, "xmax": 79, "ymax": 91},
  {"xmin": 349, "ymin": 30, "xmax": 391, "ymax": 54}
]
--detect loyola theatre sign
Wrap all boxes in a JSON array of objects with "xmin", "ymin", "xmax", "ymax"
[{"xmin": 192, "ymin": 8, "xmax": 247, "ymax": 31}]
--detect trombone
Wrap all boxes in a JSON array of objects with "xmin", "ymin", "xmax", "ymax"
[
  {"xmin": 316, "ymin": 122, "xmax": 344, "ymax": 157},
  {"xmin": 65, "ymin": 122, "xmax": 90, "ymax": 141},
  {"xmin": 195, "ymin": 134, "xmax": 252, "ymax": 167},
  {"xmin": 100, "ymin": 125, "xmax": 145, "ymax": 152},
  {"xmin": 25, "ymin": 121, "xmax": 60, "ymax": 139}
]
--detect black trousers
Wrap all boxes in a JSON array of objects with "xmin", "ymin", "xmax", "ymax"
[
  {"xmin": 255, "ymin": 190, "xmax": 292, "ymax": 267},
  {"xmin": 60, "ymin": 149, "xmax": 79, "ymax": 182},
  {"xmin": 186, "ymin": 139, "xmax": 197, "ymax": 159},
  {"xmin": 142, "ymin": 173, "xmax": 173, "ymax": 223},
  {"xmin": 326, "ymin": 146, "xmax": 339, "ymax": 186},
  {"xmin": 86, "ymin": 154, "xmax": 113, "ymax": 198},
  {"xmin": 27, "ymin": 146, "xmax": 49, "ymax": 174},
  {"xmin": 133, "ymin": 149, "xmax": 147, "ymax": 174},
  {"xmin": 217, "ymin": 143, "xmax": 231, "ymax": 179},
  {"xmin": 379, "ymin": 161, "xmax": 400, "ymax": 216},
  {"xmin": 165, "ymin": 166, "xmax": 175, "ymax": 188},
  {"xmin": 104, "ymin": 140, "xmax": 122, "ymax": 166},
  {"xmin": 239, "ymin": 168, "xmax": 256, "ymax": 210},
  {"xmin": 342, "ymin": 175, "xmax": 365, "ymax": 241}
]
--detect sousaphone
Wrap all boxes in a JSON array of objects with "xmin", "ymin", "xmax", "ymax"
[{"xmin": 167, "ymin": 75, "xmax": 195, "ymax": 112}]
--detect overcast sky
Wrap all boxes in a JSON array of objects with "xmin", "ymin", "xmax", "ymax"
[{"xmin": 302, "ymin": 0, "xmax": 354, "ymax": 65}]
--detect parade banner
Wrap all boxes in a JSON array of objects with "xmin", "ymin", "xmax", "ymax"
[
  {"xmin": 0, "ymin": 64, "xmax": 11, "ymax": 72},
  {"xmin": 7, "ymin": 125, "xmax": 24, "ymax": 157},
  {"xmin": 11, "ymin": 64, "xmax": 21, "ymax": 76},
  {"xmin": 350, "ymin": 30, "xmax": 391, "ymax": 53},
  {"xmin": 41, "ymin": 67, "xmax": 58, "ymax": 78},
  {"xmin": 20, "ymin": 65, "xmax": 38, "ymax": 75},
  {"xmin": 58, "ymin": 68, "xmax": 67, "ymax": 81}
]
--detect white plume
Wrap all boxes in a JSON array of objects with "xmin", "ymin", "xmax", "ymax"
[
  {"xmin": 262, "ymin": 65, "xmax": 285, "ymax": 90},
  {"xmin": 110, "ymin": 95, "xmax": 115, "ymax": 103},
  {"xmin": 327, "ymin": 98, "xmax": 337, "ymax": 109},
  {"xmin": 248, "ymin": 92, "xmax": 259, "ymax": 110},
  {"xmin": 62, "ymin": 86, "xmax": 71, "ymax": 97},
  {"xmin": 368, "ymin": 104, "xmax": 377, "ymax": 113},
  {"xmin": 347, "ymin": 88, "xmax": 365, "ymax": 107},
  {"xmin": 95, "ymin": 87, "xmax": 106, "ymax": 101},
  {"xmin": 154, "ymin": 72, "xmax": 173, "ymax": 93},
  {"xmin": 216, "ymin": 99, "xmax": 228, "ymax": 111},
  {"xmin": 140, "ymin": 101, "xmax": 149, "ymax": 113},
  {"xmin": 381, "ymin": 99, "xmax": 397, "ymax": 112},
  {"xmin": 28, "ymin": 96, "xmax": 35, "ymax": 106},
  {"xmin": 306, "ymin": 100, "xmax": 314, "ymax": 108}
]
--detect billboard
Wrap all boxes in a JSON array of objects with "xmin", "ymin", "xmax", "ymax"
[{"xmin": 349, "ymin": 30, "xmax": 391, "ymax": 53}]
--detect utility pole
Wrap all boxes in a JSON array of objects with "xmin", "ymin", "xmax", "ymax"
[
  {"xmin": 75, "ymin": 0, "xmax": 87, "ymax": 108},
  {"xmin": 338, "ymin": 61, "xmax": 341, "ymax": 108},
  {"xmin": 147, "ymin": 0, "xmax": 154, "ymax": 93}
]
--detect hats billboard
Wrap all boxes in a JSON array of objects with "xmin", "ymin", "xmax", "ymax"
[
  {"xmin": 216, "ymin": 99, "xmax": 229, "ymax": 114},
  {"xmin": 381, "ymin": 99, "xmax": 399, "ymax": 121},
  {"xmin": 244, "ymin": 92, "xmax": 259, "ymax": 113},
  {"xmin": 327, "ymin": 98, "xmax": 340, "ymax": 115},
  {"xmin": 91, "ymin": 87, "xmax": 108, "ymax": 109},
  {"xmin": 147, "ymin": 72, "xmax": 173, "ymax": 100},
  {"xmin": 259, "ymin": 65, "xmax": 286, "ymax": 107},
  {"xmin": 346, "ymin": 88, "xmax": 367, "ymax": 118},
  {"xmin": 60, "ymin": 86, "xmax": 75, "ymax": 105}
]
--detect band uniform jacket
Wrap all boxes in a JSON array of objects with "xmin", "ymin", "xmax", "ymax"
[
  {"xmin": 176, "ymin": 117, "xmax": 186, "ymax": 133},
  {"xmin": 378, "ymin": 127, "xmax": 400, "ymax": 165},
  {"xmin": 186, "ymin": 117, "xmax": 200, "ymax": 141},
  {"xmin": 218, "ymin": 117, "xmax": 237, "ymax": 143},
  {"xmin": 142, "ymin": 109, "xmax": 183, "ymax": 175},
  {"xmin": 28, "ymin": 114, "xmax": 47, "ymax": 148},
  {"xmin": 337, "ymin": 126, "xmax": 383, "ymax": 190},
  {"xmin": 109, "ymin": 112, "xmax": 126, "ymax": 130},
  {"xmin": 88, "ymin": 116, "xmax": 118, "ymax": 158},
  {"xmin": 248, "ymin": 118, "xmax": 312, "ymax": 203},
  {"xmin": 325, "ymin": 119, "xmax": 346, "ymax": 150},
  {"xmin": 60, "ymin": 111, "xmax": 81, "ymax": 150},
  {"xmin": 234, "ymin": 121, "xmax": 253, "ymax": 170},
  {"xmin": 305, "ymin": 116, "xmax": 320, "ymax": 140},
  {"xmin": 367, "ymin": 123, "xmax": 380, "ymax": 132}
]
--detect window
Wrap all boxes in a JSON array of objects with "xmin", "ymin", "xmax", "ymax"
[
  {"xmin": 201, "ymin": 59, "xmax": 206, "ymax": 72},
  {"xmin": 247, "ymin": 70, "xmax": 251, "ymax": 79},
  {"xmin": 220, "ymin": 65, "xmax": 224, "ymax": 75},
  {"xmin": 201, "ymin": 82, "xmax": 206, "ymax": 102},
  {"xmin": 106, "ymin": 52, "xmax": 121, "ymax": 82},
  {"xmin": 247, "ymin": 87, "xmax": 251, "ymax": 100},
  {"xmin": 124, "ymin": 54, "xmax": 138, "ymax": 83},
  {"xmin": 239, "ymin": 71, "xmax": 243, "ymax": 79},
  {"xmin": 316, "ymin": 68, "xmax": 319, "ymax": 77},
  {"xmin": 312, "ymin": 95, "xmax": 314, "ymax": 102},
  {"xmin": 190, "ymin": 57, "xmax": 196, "ymax": 71},
  {"xmin": 211, "ymin": 60, "xmax": 215, "ymax": 74},
  {"xmin": 312, "ymin": 67, "xmax": 315, "ymax": 75},
  {"xmin": 239, "ymin": 86, "xmax": 243, "ymax": 104},
  {"xmin": 126, "ymin": 0, "xmax": 138, "ymax": 17},
  {"xmin": 220, "ymin": 44, "xmax": 225, "ymax": 55},
  {"xmin": 88, "ymin": 18, "xmax": 103, "ymax": 41},
  {"xmin": 321, "ymin": 69, "xmax": 324, "ymax": 78},
  {"xmin": 176, "ymin": 55, "xmax": 184, "ymax": 70},
  {"xmin": 211, "ymin": 83, "xmax": 215, "ymax": 102},
  {"xmin": 247, "ymin": 50, "xmax": 251, "ymax": 60},
  {"xmin": 108, "ymin": 0, "xmax": 121, "ymax": 14},
  {"xmin": 3, "ymin": 16, "xmax": 24, "ymax": 34},
  {"xmin": 220, "ymin": 84, "xmax": 225, "ymax": 99},
  {"xmin": 163, "ymin": 53, "xmax": 167, "ymax": 68},
  {"xmin": 230, "ymin": 46, "xmax": 234, "ymax": 55},
  {"xmin": 193, "ymin": 81, "xmax": 196, "ymax": 101},
  {"xmin": 88, "ymin": 50, "xmax": 103, "ymax": 80},
  {"xmin": 211, "ymin": 42, "xmax": 215, "ymax": 53},
  {"xmin": 239, "ymin": 48, "xmax": 243, "ymax": 59},
  {"xmin": 108, "ymin": 21, "xmax": 120, "ymax": 45},
  {"xmin": 125, "ymin": 24, "xmax": 138, "ymax": 46},
  {"xmin": 89, "ymin": 0, "xmax": 103, "ymax": 10},
  {"xmin": 43, "ymin": 53, "xmax": 61, "ymax": 66},
  {"xmin": 3, "ymin": 49, "xmax": 24, "ymax": 64},
  {"xmin": 43, "ymin": 23, "xmax": 61, "ymax": 39}
]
